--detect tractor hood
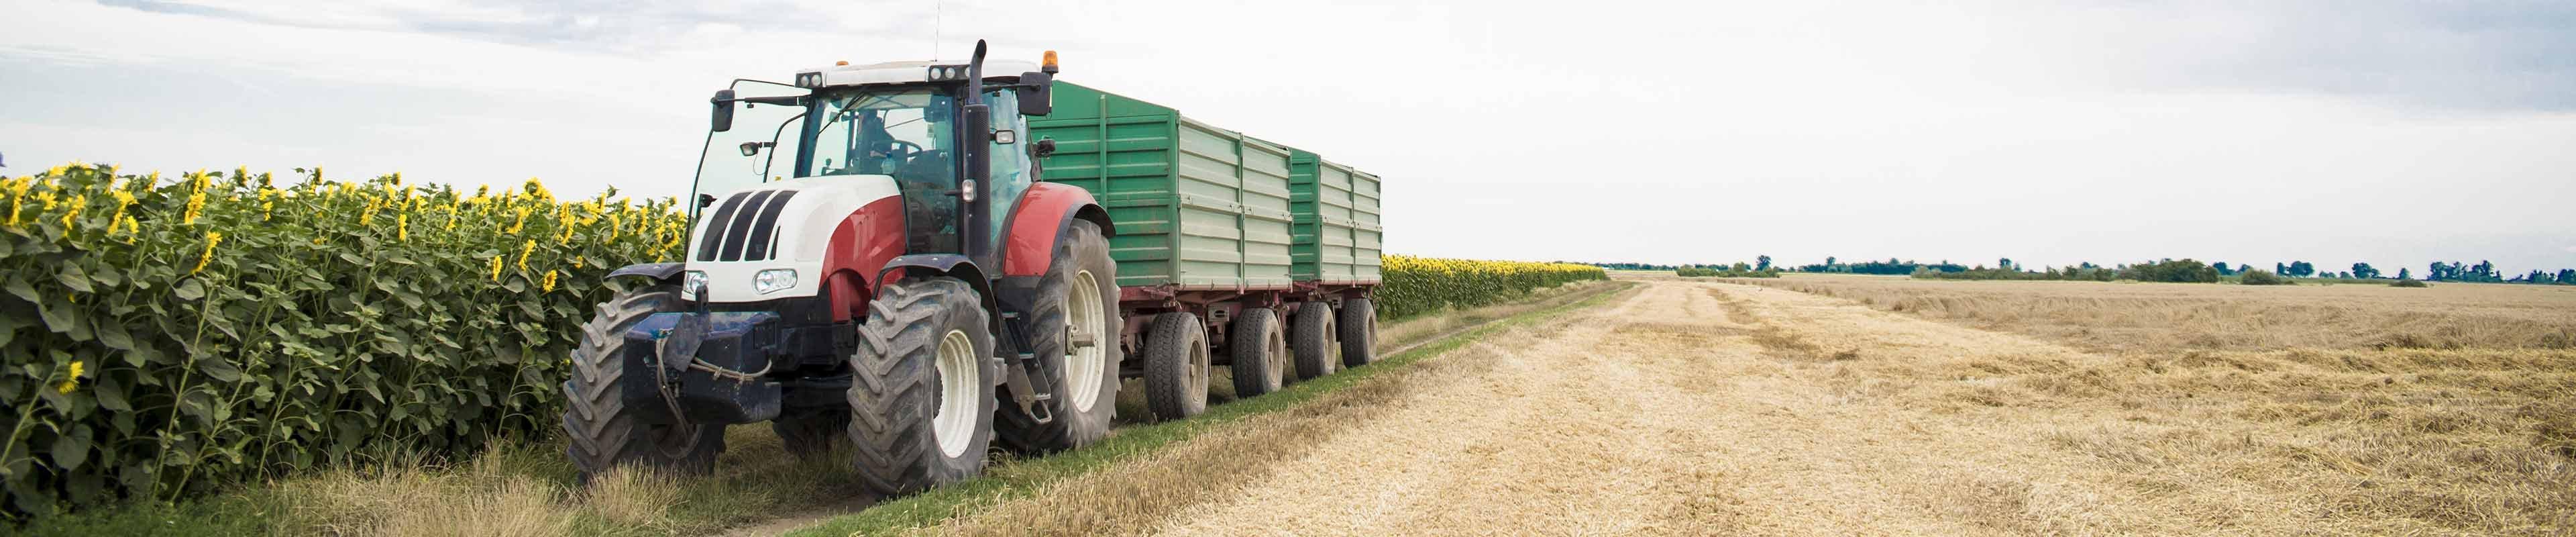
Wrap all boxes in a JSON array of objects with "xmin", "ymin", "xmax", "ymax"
[{"xmin": 684, "ymin": 175, "xmax": 902, "ymax": 303}]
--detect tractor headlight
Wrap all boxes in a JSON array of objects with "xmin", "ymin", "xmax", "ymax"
[
  {"xmin": 683, "ymin": 271, "xmax": 708, "ymax": 299},
  {"xmin": 754, "ymin": 268, "xmax": 798, "ymax": 295}
]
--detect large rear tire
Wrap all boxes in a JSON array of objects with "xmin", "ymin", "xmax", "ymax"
[
  {"xmin": 847, "ymin": 277, "xmax": 996, "ymax": 496},
  {"xmin": 1291, "ymin": 301, "xmax": 1340, "ymax": 381},
  {"xmin": 1143, "ymin": 312, "xmax": 1209, "ymax": 420},
  {"xmin": 1230, "ymin": 307, "xmax": 1287, "ymax": 397},
  {"xmin": 996, "ymin": 219, "xmax": 1122, "ymax": 454},
  {"xmin": 561, "ymin": 285, "xmax": 725, "ymax": 482},
  {"xmin": 1339, "ymin": 297, "xmax": 1378, "ymax": 368}
]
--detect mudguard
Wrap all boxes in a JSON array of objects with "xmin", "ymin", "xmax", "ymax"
[
  {"xmin": 605, "ymin": 262, "xmax": 684, "ymax": 283},
  {"xmin": 1001, "ymin": 183, "xmax": 1113, "ymax": 277}
]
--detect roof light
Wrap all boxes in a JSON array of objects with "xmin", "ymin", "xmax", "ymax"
[
  {"xmin": 835, "ymin": 60, "xmax": 849, "ymax": 66},
  {"xmin": 1042, "ymin": 50, "xmax": 1059, "ymax": 73}
]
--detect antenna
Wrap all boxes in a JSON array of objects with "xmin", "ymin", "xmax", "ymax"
[{"xmin": 933, "ymin": 0, "xmax": 945, "ymax": 58}]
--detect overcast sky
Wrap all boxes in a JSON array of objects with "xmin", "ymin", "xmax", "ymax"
[{"xmin": 4, "ymin": 1, "xmax": 2572, "ymax": 273}]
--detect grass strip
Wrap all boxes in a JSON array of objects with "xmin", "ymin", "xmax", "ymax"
[{"xmin": 788, "ymin": 281, "xmax": 1635, "ymax": 536}]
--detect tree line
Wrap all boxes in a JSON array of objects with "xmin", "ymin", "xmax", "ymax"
[{"xmin": 1583, "ymin": 256, "xmax": 2576, "ymax": 286}]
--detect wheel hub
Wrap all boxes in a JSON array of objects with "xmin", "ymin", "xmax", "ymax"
[
  {"xmin": 1065, "ymin": 269, "xmax": 1108, "ymax": 411},
  {"xmin": 932, "ymin": 328, "xmax": 979, "ymax": 458}
]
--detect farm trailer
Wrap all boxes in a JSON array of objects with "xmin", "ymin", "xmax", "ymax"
[{"xmin": 564, "ymin": 42, "xmax": 1384, "ymax": 497}]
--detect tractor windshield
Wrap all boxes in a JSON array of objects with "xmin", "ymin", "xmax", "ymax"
[{"xmin": 804, "ymin": 88, "xmax": 959, "ymax": 187}]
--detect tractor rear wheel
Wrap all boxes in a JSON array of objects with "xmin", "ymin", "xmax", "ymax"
[
  {"xmin": 1339, "ymin": 297, "xmax": 1379, "ymax": 368},
  {"xmin": 561, "ymin": 285, "xmax": 725, "ymax": 482},
  {"xmin": 1142, "ymin": 312, "xmax": 1209, "ymax": 420},
  {"xmin": 1230, "ymin": 307, "xmax": 1287, "ymax": 397},
  {"xmin": 1291, "ymin": 301, "xmax": 1340, "ymax": 381},
  {"xmin": 996, "ymin": 219, "xmax": 1122, "ymax": 454},
  {"xmin": 847, "ymin": 277, "xmax": 996, "ymax": 495}
]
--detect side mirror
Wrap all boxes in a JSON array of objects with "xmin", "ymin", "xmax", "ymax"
[
  {"xmin": 1032, "ymin": 138, "xmax": 1057, "ymax": 158},
  {"xmin": 710, "ymin": 89, "xmax": 737, "ymax": 132},
  {"xmin": 1016, "ymin": 71, "xmax": 1053, "ymax": 116}
]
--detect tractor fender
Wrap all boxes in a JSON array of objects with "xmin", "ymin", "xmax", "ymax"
[
  {"xmin": 604, "ymin": 262, "xmax": 684, "ymax": 283},
  {"xmin": 819, "ymin": 195, "xmax": 908, "ymax": 322},
  {"xmin": 1001, "ymin": 183, "xmax": 1114, "ymax": 277},
  {"xmin": 878, "ymin": 254, "xmax": 1000, "ymax": 315}
]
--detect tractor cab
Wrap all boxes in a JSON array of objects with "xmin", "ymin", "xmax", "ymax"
[{"xmin": 690, "ymin": 55, "xmax": 1055, "ymax": 266}]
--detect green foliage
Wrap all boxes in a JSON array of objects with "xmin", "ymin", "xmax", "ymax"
[
  {"xmin": 0, "ymin": 164, "xmax": 686, "ymax": 518},
  {"xmin": 2390, "ymin": 278, "xmax": 2429, "ymax": 288},
  {"xmin": 1378, "ymin": 256, "xmax": 1606, "ymax": 320},
  {"xmin": 2239, "ymin": 269, "xmax": 2292, "ymax": 285},
  {"xmin": 2118, "ymin": 258, "xmax": 2220, "ymax": 283}
]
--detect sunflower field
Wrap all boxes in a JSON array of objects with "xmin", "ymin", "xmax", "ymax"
[
  {"xmin": 1375, "ymin": 255, "xmax": 1607, "ymax": 320},
  {"xmin": 0, "ymin": 163, "xmax": 687, "ymax": 518}
]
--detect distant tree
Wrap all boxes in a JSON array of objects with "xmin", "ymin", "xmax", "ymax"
[
  {"xmin": 2240, "ymin": 269, "xmax": 2292, "ymax": 285},
  {"xmin": 2351, "ymin": 262, "xmax": 2379, "ymax": 279},
  {"xmin": 1998, "ymin": 258, "xmax": 2015, "ymax": 271},
  {"xmin": 2117, "ymin": 258, "xmax": 2220, "ymax": 283},
  {"xmin": 1756, "ymin": 255, "xmax": 1772, "ymax": 271},
  {"xmin": 2396, "ymin": 267, "xmax": 2411, "ymax": 280},
  {"xmin": 2276, "ymin": 262, "xmax": 2288, "ymax": 275},
  {"xmin": 1825, "ymin": 256, "xmax": 1837, "ymax": 266},
  {"xmin": 2286, "ymin": 261, "xmax": 2316, "ymax": 277},
  {"xmin": 2523, "ymin": 270, "xmax": 2551, "ymax": 284},
  {"xmin": 2212, "ymin": 262, "xmax": 2236, "ymax": 276},
  {"xmin": 1731, "ymin": 262, "xmax": 1752, "ymax": 272},
  {"xmin": 2559, "ymin": 269, "xmax": 2576, "ymax": 285}
]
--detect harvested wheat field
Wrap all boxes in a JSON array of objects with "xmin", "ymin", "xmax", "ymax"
[{"xmin": 892, "ymin": 275, "xmax": 2572, "ymax": 536}]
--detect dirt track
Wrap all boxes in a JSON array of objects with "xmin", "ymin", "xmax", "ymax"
[{"xmin": 1136, "ymin": 278, "xmax": 2151, "ymax": 535}]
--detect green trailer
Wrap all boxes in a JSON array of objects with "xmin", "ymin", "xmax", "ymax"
[
  {"xmin": 1032, "ymin": 80, "xmax": 1387, "ymax": 407},
  {"xmin": 1030, "ymin": 82, "xmax": 1298, "ymax": 290},
  {"xmin": 1286, "ymin": 150, "xmax": 1383, "ymax": 285}
]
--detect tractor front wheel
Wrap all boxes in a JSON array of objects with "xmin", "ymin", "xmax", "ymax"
[{"xmin": 846, "ymin": 277, "xmax": 997, "ymax": 496}]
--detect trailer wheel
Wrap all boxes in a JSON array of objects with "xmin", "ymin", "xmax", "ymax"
[
  {"xmin": 1339, "ymin": 297, "xmax": 1378, "ymax": 367},
  {"xmin": 997, "ymin": 219, "xmax": 1121, "ymax": 454},
  {"xmin": 847, "ymin": 277, "xmax": 996, "ymax": 495},
  {"xmin": 1230, "ymin": 307, "xmax": 1288, "ymax": 397},
  {"xmin": 771, "ymin": 405, "xmax": 850, "ymax": 458},
  {"xmin": 1143, "ymin": 312, "xmax": 1209, "ymax": 420},
  {"xmin": 1291, "ymin": 301, "xmax": 1340, "ymax": 380},
  {"xmin": 561, "ymin": 285, "xmax": 725, "ymax": 482}
]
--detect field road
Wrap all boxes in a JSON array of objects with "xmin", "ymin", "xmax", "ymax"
[{"xmin": 1116, "ymin": 278, "xmax": 2363, "ymax": 536}]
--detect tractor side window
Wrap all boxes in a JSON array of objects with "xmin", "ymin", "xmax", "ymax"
[
  {"xmin": 690, "ymin": 80, "xmax": 809, "ymax": 220},
  {"xmin": 983, "ymin": 90, "xmax": 1032, "ymax": 246}
]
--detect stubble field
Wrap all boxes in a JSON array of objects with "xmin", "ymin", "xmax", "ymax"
[{"xmin": 887, "ymin": 273, "xmax": 2573, "ymax": 536}]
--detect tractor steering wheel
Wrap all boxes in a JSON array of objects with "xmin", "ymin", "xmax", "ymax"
[{"xmin": 870, "ymin": 140, "xmax": 926, "ymax": 160}]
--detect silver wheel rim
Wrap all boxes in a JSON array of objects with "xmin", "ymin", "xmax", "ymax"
[
  {"xmin": 1066, "ymin": 269, "xmax": 1108, "ymax": 412},
  {"xmin": 932, "ymin": 328, "xmax": 979, "ymax": 458},
  {"xmin": 1267, "ymin": 328, "xmax": 1286, "ymax": 386},
  {"xmin": 1189, "ymin": 337, "xmax": 1210, "ymax": 395}
]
